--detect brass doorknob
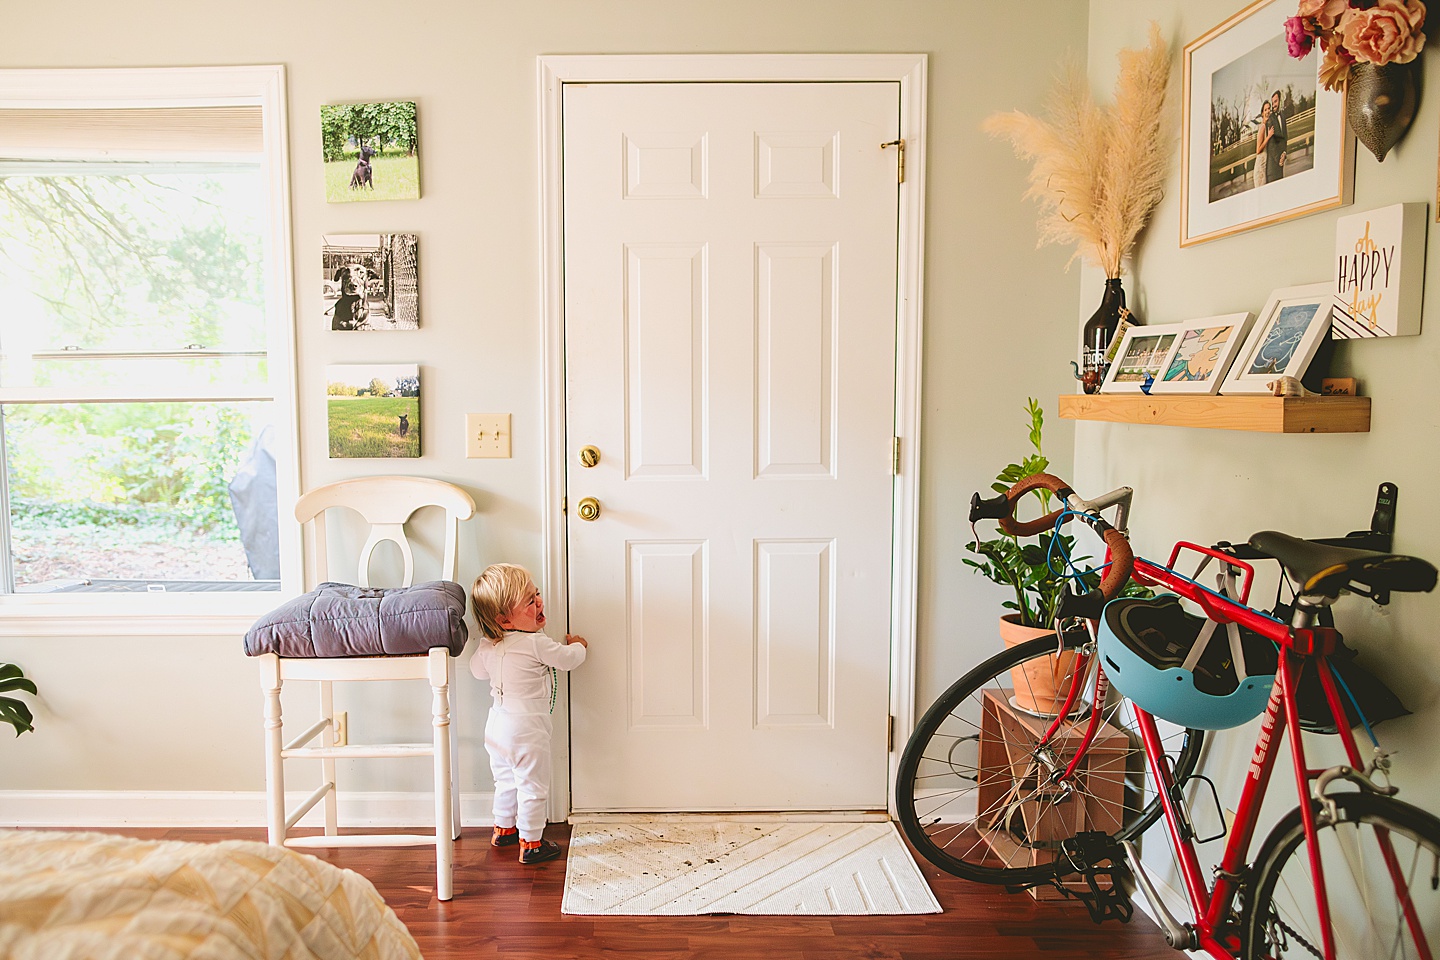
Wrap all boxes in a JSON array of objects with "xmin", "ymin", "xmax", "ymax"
[
  {"xmin": 577, "ymin": 497, "xmax": 601, "ymax": 521},
  {"xmin": 579, "ymin": 445, "xmax": 601, "ymax": 468}
]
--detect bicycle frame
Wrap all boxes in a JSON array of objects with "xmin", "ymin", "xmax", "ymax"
[{"xmin": 1034, "ymin": 487, "xmax": 1428, "ymax": 960}]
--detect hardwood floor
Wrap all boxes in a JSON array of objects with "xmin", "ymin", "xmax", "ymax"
[{"xmin": 70, "ymin": 824, "xmax": 1179, "ymax": 959}]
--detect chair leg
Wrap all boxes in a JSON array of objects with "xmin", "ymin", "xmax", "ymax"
[
  {"xmin": 429, "ymin": 648, "xmax": 454, "ymax": 901},
  {"xmin": 449, "ymin": 684, "xmax": 462, "ymax": 841},
  {"xmin": 260, "ymin": 654, "xmax": 286, "ymax": 847},
  {"xmin": 320, "ymin": 680, "xmax": 338, "ymax": 836}
]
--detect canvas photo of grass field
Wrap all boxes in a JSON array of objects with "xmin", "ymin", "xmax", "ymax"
[
  {"xmin": 321, "ymin": 101, "xmax": 420, "ymax": 203},
  {"xmin": 326, "ymin": 363, "xmax": 420, "ymax": 458}
]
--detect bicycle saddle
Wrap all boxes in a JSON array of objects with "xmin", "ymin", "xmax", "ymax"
[{"xmin": 1249, "ymin": 531, "xmax": 1438, "ymax": 600}]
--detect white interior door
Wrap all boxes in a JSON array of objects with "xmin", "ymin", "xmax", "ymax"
[{"xmin": 563, "ymin": 81, "xmax": 900, "ymax": 811}]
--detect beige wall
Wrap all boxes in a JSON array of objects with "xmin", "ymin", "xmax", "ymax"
[
  {"xmin": 0, "ymin": 1, "xmax": 1089, "ymax": 804},
  {"xmin": 1088, "ymin": 0, "xmax": 1440, "ymax": 888}
]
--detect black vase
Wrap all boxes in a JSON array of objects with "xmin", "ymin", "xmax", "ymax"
[
  {"xmin": 1080, "ymin": 278, "xmax": 1126, "ymax": 394},
  {"xmin": 1347, "ymin": 61, "xmax": 1419, "ymax": 162}
]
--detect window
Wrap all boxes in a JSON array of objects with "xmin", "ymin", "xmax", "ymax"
[{"xmin": 0, "ymin": 67, "xmax": 299, "ymax": 630}]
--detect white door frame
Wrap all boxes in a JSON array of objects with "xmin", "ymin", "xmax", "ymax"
[{"xmin": 538, "ymin": 54, "xmax": 927, "ymax": 819}]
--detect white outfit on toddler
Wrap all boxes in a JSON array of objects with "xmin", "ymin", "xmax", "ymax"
[{"xmin": 471, "ymin": 630, "xmax": 586, "ymax": 841}]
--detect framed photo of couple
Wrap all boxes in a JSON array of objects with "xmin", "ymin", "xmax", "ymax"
[
  {"xmin": 1099, "ymin": 313, "xmax": 1253, "ymax": 395},
  {"xmin": 1180, "ymin": 0, "xmax": 1353, "ymax": 246}
]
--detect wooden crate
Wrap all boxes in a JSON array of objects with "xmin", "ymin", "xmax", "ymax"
[{"xmin": 977, "ymin": 689, "xmax": 1131, "ymax": 900}]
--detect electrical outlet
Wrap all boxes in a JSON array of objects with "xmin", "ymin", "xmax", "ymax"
[
  {"xmin": 332, "ymin": 711, "xmax": 348, "ymax": 747},
  {"xmin": 465, "ymin": 413, "xmax": 511, "ymax": 458}
]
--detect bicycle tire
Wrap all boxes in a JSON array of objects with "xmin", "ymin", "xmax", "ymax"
[
  {"xmin": 1244, "ymin": 792, "xmax": 1440, "ymax": 959},
  {"xmin": 896, "ymin": 632, "xmax": 1204, "ymax": 886}
]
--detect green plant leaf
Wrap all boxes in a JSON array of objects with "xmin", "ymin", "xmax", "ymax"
[
  {"xmin": 0, "ymin": 698, "xmax": 34, "ymax": 735},
  {"xmin": 1018, "ymin": 543, "xmax": 1048, "ymax": 566},
  {"xmin": 0, "ymin": 676, "xmax": 37, "ymax": 696}
]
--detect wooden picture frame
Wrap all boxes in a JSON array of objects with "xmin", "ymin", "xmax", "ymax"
[
  {"xmin": 1099, "ymin": 324, "xmax": 1183, "ymax": 395},
  {"xmin": 1220, "ymin": 284, "xmax": 1333, "ymax": 395},
  {"xmin": 1149, "ymin": 313, "xmax": 1255, "ymax": 395},
  {"xmin": 1181, "ymin": 0, "xmax": 1352, "ymax": 246}
]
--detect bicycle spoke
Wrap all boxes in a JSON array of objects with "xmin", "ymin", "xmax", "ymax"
[
  {"xmin": 897, "ymin": 632, "xmax": 1203, "ymax": 886},
  {"xmin": 1246, "ymin": 794, "xmax": 1440, "ymax": 960}
]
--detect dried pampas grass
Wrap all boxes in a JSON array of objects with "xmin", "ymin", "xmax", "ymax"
[{"xmin": 984, "ymin": 23, "xmax": 1173, "ymax": 279}]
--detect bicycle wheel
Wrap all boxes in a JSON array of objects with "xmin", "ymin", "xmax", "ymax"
[
  {"xmin": 1244, "ymin": 792, "xmax": 1440, "ymax": 959},
  {"xmin": 896, "ymin": 632, "xmax": 1204, "ymax": 885}
]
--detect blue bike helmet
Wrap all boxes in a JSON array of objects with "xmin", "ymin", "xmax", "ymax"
[{"xmin": 1097, "ymin": 594, "xmax": 1276, "ymax": 730}]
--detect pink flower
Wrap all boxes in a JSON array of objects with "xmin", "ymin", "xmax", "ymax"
[
  {"xmin": 1340, "ymin": 0, "xmax": 1427, "ymax": 64},
  {"xmin": 1297, "ymin": 0, "xmax": 1349, "ymax": 30},
  {"xmin": 1318, "ymin": 46, "xmax": 1354, "ymax": 89},
  {"xmin": 1286, "ymin": 16, "xmax": 1316, "ymax": 56}
]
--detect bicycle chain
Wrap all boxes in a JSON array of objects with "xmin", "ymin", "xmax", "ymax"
[{"xmin": 1266, "ymin": 911, "xmax": 1324, "ymax": 960}]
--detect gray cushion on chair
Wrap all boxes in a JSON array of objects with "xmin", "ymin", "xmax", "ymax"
[{"xmin": 244, "ymin": 581, "xmax": 469, "ymax": 658}]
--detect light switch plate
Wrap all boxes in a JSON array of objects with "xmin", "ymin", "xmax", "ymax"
[{"xmin": 465, "ymin": 413, "xmax": 511, "ymax": 458}]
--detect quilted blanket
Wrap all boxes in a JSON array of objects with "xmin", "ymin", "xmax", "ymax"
[
  {"xmin": 0, "ymin": 831, "xmax": 422, "ymax": 960},
  {"xmin": 244, "ymin": 581, "xmax": 468, "ymax": 659}
]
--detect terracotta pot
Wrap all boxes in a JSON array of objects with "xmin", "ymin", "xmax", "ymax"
[{"xmin": 999, "ymin": 613, "xmax": 1083, "ymax": 715}]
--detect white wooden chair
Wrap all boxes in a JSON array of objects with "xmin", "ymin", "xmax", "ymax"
[{"xmin": 258, "ymin": 476, "xmax": 475, "ymax": 901}]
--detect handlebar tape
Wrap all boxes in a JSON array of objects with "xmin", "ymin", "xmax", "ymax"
[
  {"xmin": 996, "ymin": 473, "xmax": 1076, "ymax": 538},
  {"xmin": 989, "ymin": 472, "xmax": 1135, "ymax": 602}
]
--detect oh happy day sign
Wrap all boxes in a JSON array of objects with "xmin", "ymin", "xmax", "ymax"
[{"xmin": 1332, "ymin": 202, "xmax": 1427, "ymax": 339}]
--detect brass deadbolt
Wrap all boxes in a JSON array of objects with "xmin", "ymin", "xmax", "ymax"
[
  {"xmin": 577, "ymin": 497, "xmax": 601, "ymax": 521},
  {"xmin": 579, "ymin": 445, "xmax": 601, "ymax": 468}
]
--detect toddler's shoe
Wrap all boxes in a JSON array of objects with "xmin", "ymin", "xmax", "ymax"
[
  {"xmin": 518, "ymin": 838, "xmax": 562, "ymax": 864},
  {"xmin": 491, "ymin": 826, "xmax": 519, "ymax": 848}
]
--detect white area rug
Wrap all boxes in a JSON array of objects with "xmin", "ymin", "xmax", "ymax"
[{"xmin": 561, "ymin": 819, "xmax": 941, "ymax": 916}]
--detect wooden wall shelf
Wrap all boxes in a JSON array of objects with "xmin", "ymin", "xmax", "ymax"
[{"xmin": 1058, "ymin": 394, "xmax": 1371, "ymax": 434}]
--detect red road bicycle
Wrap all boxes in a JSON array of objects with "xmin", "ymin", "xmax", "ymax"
[{"xmin": 896, "ymin": 473, "xmax": 1440, "ymax": 959}]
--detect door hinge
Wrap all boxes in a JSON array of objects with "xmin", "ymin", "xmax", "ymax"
[
  {"xmin": 561, "ymin": 496, "xmax": 567, "ymax": 514},
  {"xmin": 892, "ymin": 436, "xmax": 901, "ymax": 476},
  {"xmin": 880, "ymin": 138, "xmax": 905, "ymax": 183},
  {"xmin": 887, "ymin": 714, "xmax": 896, "ymax": 752}
]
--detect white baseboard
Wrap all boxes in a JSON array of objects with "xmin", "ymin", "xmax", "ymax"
[
  {"xmin": 569, "ymin": 811, "xmax": 890, "ymax": 823},
  {"xmin": 0, "ymin": 790, "xmax": 496, "ymax": 828}
]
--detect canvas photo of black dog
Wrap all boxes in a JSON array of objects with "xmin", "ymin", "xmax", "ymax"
[
  {"xmin": 325, "ymin": 363, "xmax": 421, "ymax": 459},
  {"xmin": 321, "ymin": 234, "xmax": 420, "ymax": 332},
  {"xmin": 320, "ymin": 101, "xmax": 420, "ymax": 203}
]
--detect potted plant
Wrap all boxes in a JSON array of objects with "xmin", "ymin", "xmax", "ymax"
[
  {"xmin": 964, "ymin": 399, "xmax": 1142, "ymax": 711},
  {"xmin": 1, "ymin": 662, "xmax": 37, "ymax": 736}
]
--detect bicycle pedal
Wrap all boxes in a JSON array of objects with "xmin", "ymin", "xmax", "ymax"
[{"xmin": 1051, "ymin": 831, "xmax": 1134, "ymax": 924}]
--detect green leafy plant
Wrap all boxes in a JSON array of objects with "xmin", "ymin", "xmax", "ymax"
[
  {"xmin": 0, "ymin": 663, "xmax": 37, "ymax": 737},
  {"xmin": 964, "ymin": 398, "xmax": 1120, "ymax": 629}
]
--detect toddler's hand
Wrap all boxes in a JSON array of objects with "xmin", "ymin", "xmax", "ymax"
[{"xmin": 565, "ymin": 634, "xmax": 588, "ymax": 648}]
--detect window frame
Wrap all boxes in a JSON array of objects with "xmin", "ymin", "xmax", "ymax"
[{"xmin": 0, "ymin": 65, "xmax": 302, "ymax": 635}]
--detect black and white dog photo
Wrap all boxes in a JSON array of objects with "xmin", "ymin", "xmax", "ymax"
[
  {"xmin": 325, "ymin": 263, "xmax": 372, "ymax": 330},
  {"xmin": 321, "ymin": 234, "xmax": 420, "ymax": 332}
]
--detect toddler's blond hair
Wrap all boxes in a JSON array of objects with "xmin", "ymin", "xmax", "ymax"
[{"xmin": 471, "ymin": 562, "xmax": 535, "ymax": 641}]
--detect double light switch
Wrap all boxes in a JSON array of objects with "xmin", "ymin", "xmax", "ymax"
[{"xmin": 465, "ymin": 413, "xmax": 511, "ymax": 458}]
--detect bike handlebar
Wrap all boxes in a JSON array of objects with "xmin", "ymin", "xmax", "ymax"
[{"xmin": 972, "ymin": 472, "xmax": 1135, "ymax": 609}]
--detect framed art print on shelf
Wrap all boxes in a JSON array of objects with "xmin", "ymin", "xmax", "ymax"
[
  {"xmin": 1180, "ymin": 0, "xmax": 1353, "ymax": 246},
  {"xmin": 1220, "ymin": 283, "xmax": 1334, "ymax": 395},
  {"xmin": 1099, "ymin": 324, "xmax": 1183, "ymax": 394},
  {"xmin": 1149, "ymin": 312, "xmax": 1255, "ymax": 395}
]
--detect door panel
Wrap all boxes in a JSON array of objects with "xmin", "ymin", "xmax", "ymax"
[{"xmin": 564, "ymin": 81, "xmax": 899, "ymax": 810}]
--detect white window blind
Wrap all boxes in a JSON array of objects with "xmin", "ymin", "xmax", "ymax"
[{"xmin": 0, "ymin": 106, "xmax": 262, "ymax": 159}]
